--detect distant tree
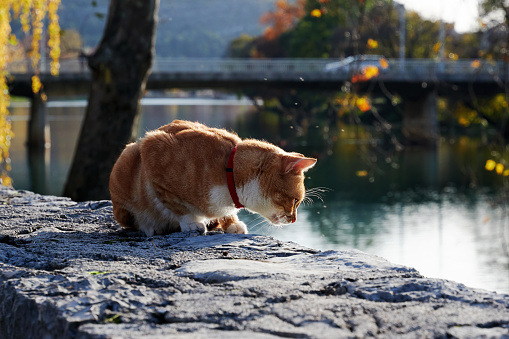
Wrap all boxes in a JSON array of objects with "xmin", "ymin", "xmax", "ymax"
[
  {"xmin": 233, "ymin": 0, "xmax": 398, "ymax": 58},
  {"xmin": 481, "ymin": 0, "xmax": 509, "ymax": 25},
  {"xmin": 404, "ymin": 12, "xmax": 447, "ymax": 58},
  {"xmin": 479, "ymin": 1, "xmax": 509, "ymax": 60},
  {"xmin": 64, "ymin": 0, "xmax": 159, "ymax": 201},
  {"xmin": 231, "ymin": 0, "xmax": 477, "ymax": 60},
  {"xmin": 447, "ymin": 32, "xmax": 481, "ymax": 59},
  {"xmin": 60, "ymin": 29, "xmax": 83, "ymax": 56},
  {"xmin": 156, "ymin": 30, "xmax": 224, "ymax": 58},
  {"xmin": 260, "ymin": 0, "xmax": 305, "ymax": 41},
  {"xmin": 475, "ymin": 0, "xmax": 509, "ymax": 138},
  {"xmin": 227, "ymin": 34, "xmax": 257, "ymax": 57}
]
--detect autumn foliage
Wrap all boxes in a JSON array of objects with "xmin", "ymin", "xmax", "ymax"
[
  {"xmin": 260, "ymin": 0, "xmax": 305, "ymax": 40},
  {"xmin": 0, "ymin": 0, "xmax": 61, "ymax": 186},
  {"xmin": 351, "ymin": 65, "xmax": 379, "ymax": 83}
]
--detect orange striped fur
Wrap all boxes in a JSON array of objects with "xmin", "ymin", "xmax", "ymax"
[{"xmin": 109, "ymin": 120, "xmax": 316, "ymax": 235}]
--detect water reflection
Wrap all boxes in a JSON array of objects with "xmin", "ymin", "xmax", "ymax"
[
  {"xmin": 7, "ymin": 97, "xmax": 509, "ymax": 294},
  {"xmin": 27, "ymin": 146, "xmax": 50, "ymax": 194}
]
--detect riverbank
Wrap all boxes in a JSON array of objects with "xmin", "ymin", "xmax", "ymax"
[{"xmin": 1, "ymin": 187, "xmax": 508, "ymax": 338}]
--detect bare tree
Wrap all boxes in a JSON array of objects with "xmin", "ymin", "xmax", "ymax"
[{"xmin": 64, "ymin": 0, "xmax": 159, "ymax": 201}]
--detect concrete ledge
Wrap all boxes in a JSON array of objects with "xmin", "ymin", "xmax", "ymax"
[{"xmin": 1, "ymin": 187, "xmax": 508, "ymax": 338}]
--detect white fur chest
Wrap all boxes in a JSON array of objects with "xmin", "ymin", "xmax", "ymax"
[{"xmin": 209, "ymin": 185, "xmax": 239, "ymax": 217}]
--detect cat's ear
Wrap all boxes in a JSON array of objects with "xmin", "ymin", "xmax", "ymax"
[{"xmin": 282, "ymin": 156, "xmax": 317, "ymax": 174}]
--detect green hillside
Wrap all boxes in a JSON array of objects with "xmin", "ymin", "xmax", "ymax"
[{"xmin": 57, "ymin": 0, "xmax": 275, "ymax": 57}]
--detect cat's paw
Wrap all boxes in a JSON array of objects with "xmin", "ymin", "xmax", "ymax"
[
  {"xmin": 180, "ymin": 222, "xmax": 207, "ymax": 234},
  {"xmin": 225, "ymin": 221, "xmax": 248, "ymax": 234}
]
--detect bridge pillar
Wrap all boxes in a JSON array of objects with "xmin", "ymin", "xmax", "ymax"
[
  {"xmin": 27, "ymin": 92, "xmax": 50, "ymax": 149},
  {"xmin": 26, "ymin": 92, "xmax": 50, "ymax": 193},
  {"xmin": 402, "ymin": 91, "xmax": 438, "ymax": 147}
]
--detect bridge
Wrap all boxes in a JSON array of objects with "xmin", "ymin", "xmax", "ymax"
[
  {"xmin": 8, "ymin": 57, "xmax": 506, "ymax": 95},
  {"xmin": 9, "ymin": 57, "xmax": 508, "ymax": 147}
]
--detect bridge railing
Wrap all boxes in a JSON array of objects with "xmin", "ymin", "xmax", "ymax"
[
  {"xmin": 5, "ymin": 57, "xmax": 507, "ymax": 82},
  {"xmin": 383, "ymin": 59, "xmax": 502, "ymax": 80},
  {"xmin": 151, "ymin": 58, "xmax": 332, "ymax": 74},
  {"xmin": 7, "ymin": 58, "xmax": 85, "ymax": 73}
]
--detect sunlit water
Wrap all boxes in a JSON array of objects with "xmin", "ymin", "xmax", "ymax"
[{"xmin": 8, "ymin": 97, "xmax": 509, "ymax": 295}]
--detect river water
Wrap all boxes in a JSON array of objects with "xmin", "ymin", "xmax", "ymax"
[{"xmin": 8, "ymin": 96, "xmax": 509, "ymax": 295}]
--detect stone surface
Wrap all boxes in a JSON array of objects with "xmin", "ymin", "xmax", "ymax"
[{"xmin": 1, "ymin": 187, "xmax": 509, "ymax": 338}]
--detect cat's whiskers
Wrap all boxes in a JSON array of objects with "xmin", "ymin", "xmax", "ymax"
[
  {"xmin": 261, "ymin": 220, "xmax": 278, "ymax": 234},
  {"xmin": 245, "ymin": 187, "xmax": 332, "ymax": 232},
  {"xmin": 247, "ymin": 215, "xmax": 264, "ymax": 224},
  {"xmin": 247, "ymin": 214, "xmax": 290, "ymax": 234},
  {"xmin": 246, "ymin": 215, "xmax": 266, "ymax": 228},
  {"xmin": 249, "ymin": 220, "xmax": 271, "ymax": 234},
  {"xmin": 304, "ymin": 187, "xmax": 332, "ymax": 205},
  {"xmin": 302, "ymin": 196, "xmax": 314, "ymax": 206}
]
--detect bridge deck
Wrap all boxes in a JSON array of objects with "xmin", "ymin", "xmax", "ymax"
[{"xmin": 6, "ymin": 58, "xmax": 507, "ymax": 96}]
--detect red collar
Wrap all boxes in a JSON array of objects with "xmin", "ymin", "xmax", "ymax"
[{"xmin": 226, "ymin": 146, "xmax": 244, "ymax": 209}]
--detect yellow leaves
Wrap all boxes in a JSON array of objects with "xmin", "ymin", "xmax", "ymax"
[
  {"xmin": 31, "ymin": 75, "xmax": 42, "ymax": 93},
  {"xmin": 105, "ymin": 314, "xmax": 122, "ymax": 324},
  {"xmin": 356, "ymin": 96, "xmax": 371, "ymax": 112},
  {"xmin": 0, "ymin": 0, "xmax": 61, "ymax": 182},
  {"xmin": 366, "ymin": 39, "xmax": 378, "ymax": 49},
  {"xmin": 453, "ymin": 101, "xmax": 479, "ymax": 127},
  {"xmin": 1, "ymin": 173, "xmax": 12, "ymax": 187},
  {"xmin": 458, "ymin": 117, "xmax": 469, "ymax": 127},
  {"xmin": 30, "ymin": 75, "xmax": 46, "ymax": 99},
  {"xmin": 0, "ymin": 4, "xmax": 14, "ymax": 184},
  {"xmin": 336, "ymin": 93, "xmax": 373, "ymax": 116},
  {"xmin": 310, "ymin": 9, "xmax": 322, "ymax": 17},
  {"xmin": 379, "ymin": 58, "xmax": 389, "ymax": 69},
  {"xmin": 48, "ymin": 0, "xmax": 61, "ymax": 76},
  {"xmin": 8, "ymin": 34, "xmax": 17, "ymax": 46},
  {"xmin": 496, "ymin": 163, "xmax": 505, "ymax": 175},
  {"xmin": 432, "ymin": 42, "xmax": 441, "ymax": 53},
  {"xmin": 11, "ymin": 2, "xmax": 20, "ymax": 17},
  {"xmin": 471, "ymin": 59, "xmax": 480, "ymax": 69},
  {"xmin": 485, "ymin": 159, "xmax": 496, "ymax": 171},
  {"xmin": 356, "ymin": 170, "xmax": 368, "ymax": 177},
  {"xmin": 352, "ymin": 65, "xmax": 379, "ymax": 83},
  {"xmin": 494, "ymin": 94, "xmax": 508, "ymax": 108},
  {"xmin": 364, "ymin": 66, "xmax": 379, "ymax": 78},
  {"xmin": 486, "ymin": 159, "xmax": 509, "ymax": 176},
  {"xmin": 0, "ymin": 76, "xmax": 13, "ymax": 186},
  {"xmin": 88, "ymin": 271, "xmax": 112, "ymax": 275},
  {"xmin": 20, "ymin": 0, "xmax": 31, "ymax": 34},
  {"xmin": 30, "ymin": 0, "xmax": 47, "ymax": 73}
]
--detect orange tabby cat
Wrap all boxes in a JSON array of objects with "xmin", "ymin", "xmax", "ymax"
[{"xmin": 109, "ymin": 120, "xmax": 316, "ymax": 236}]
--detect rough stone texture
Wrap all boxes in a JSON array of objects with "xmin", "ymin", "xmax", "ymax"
[{"xmin": 1, "ymin": 187, "xmax": 509, "ymax": 339}]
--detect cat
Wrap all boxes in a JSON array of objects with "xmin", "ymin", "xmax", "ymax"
[{"xmin": 109, "ymin": 120, "xmax": 317, "ymax": 236}]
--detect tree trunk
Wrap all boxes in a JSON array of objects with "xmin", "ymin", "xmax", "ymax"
[{"xmin": 63, "ymin": 0, "xmax": 159, "ymax": 201}]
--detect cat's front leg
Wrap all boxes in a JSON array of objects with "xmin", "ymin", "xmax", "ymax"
[
  {"xmin": 225, "ymin": 221, "xmax": 248, "ymax": 234},
  {"xmin": 178, "ymin": 215, "xmax": 208, "ymax": 234},
  {"xmin": 220, "ymin": 215, "xmax": 248, "ymax": 234}
]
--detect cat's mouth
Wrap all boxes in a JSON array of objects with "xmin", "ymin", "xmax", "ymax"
[{"xmin": 270, "ymin": 213, "xmax": 296, "ymax": 225}]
